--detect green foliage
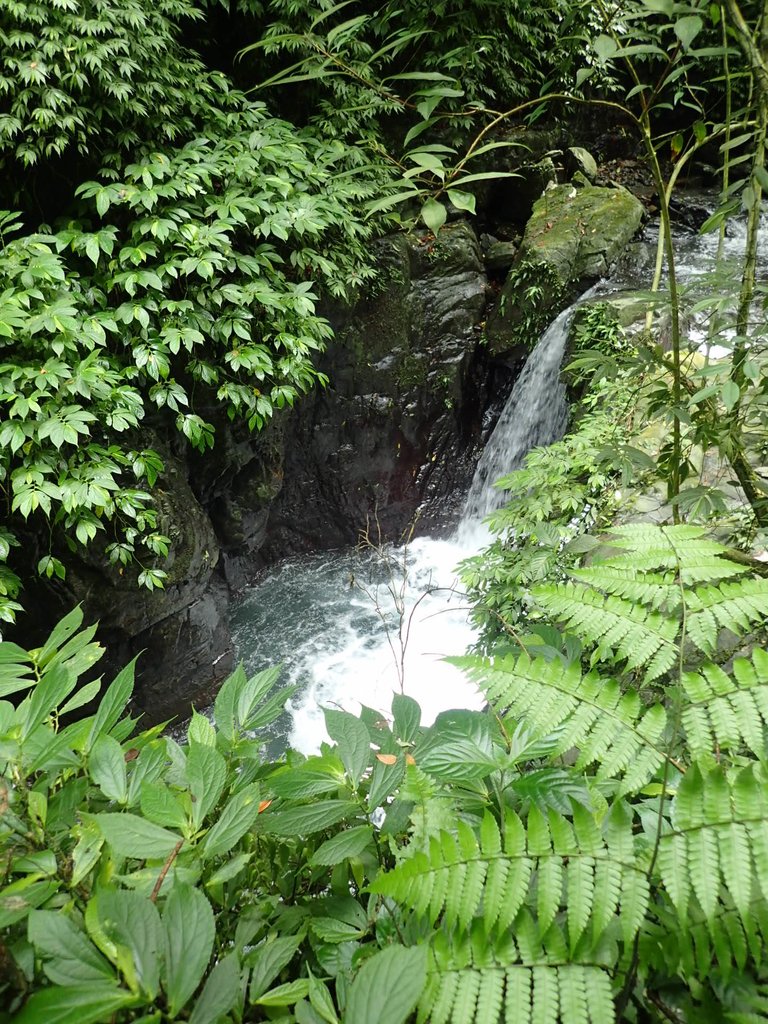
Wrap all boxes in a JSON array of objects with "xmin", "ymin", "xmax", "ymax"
[
  {"xmin": 0, "ymin": 0, "xmax": 397, "ymax": 613},
  {"xmin": 0, "ymin": 0, "xmax": 220, "ymax": 183},
  {"xmin": 248, "ymin": 0, "xmax": 583, "ymax": 135},
  {"xmin": 461, "ymin": 378, "xmax": 654, "ymax": 644},
  {"xmin": 3, "ymin": 526, "xmax": 768, "ymax": 1021},
  {"xmin": 499, "ymin": 260, "xmax": 567, "ymax": 351},
  {"xmin": 567, "ymin": 302, "xmax": 634, "ymax": 385}
]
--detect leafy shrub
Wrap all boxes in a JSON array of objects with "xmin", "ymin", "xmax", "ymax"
[
  {"xmin": 460, "ymin": 378, "xmax": 656, "ymax": 646},
  {"xmin": 0, "ymin": 0, "xmax": 219, "ymax": 181},
  {"xmin": 2, "ymin": 524, "xmax": 768, "ymax": 1022},
  {"xmin": 249, "ymin": 0, "xmax": 587, "ymax": 139},
  {"xmin": 0, "ymin": 0, "xmax": 398, "ymax": 615}
]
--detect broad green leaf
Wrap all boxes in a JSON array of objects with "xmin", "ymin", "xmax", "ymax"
[
  {"xmin": 13, "ymin": 850, "xmax": 57, "ymax": 875},
  {"xmin": 310, "ymin": 917, "xmax": 365, "ymax": 943},
  {"xmin": 447, "ymin": 188, "xmax": 476, "ymax": 214},
  {"xmin": 258, "ymin": 800, "xmax": 359, "ymax": 837},
  {"xmin": 86, "ymin": 660, "xmax": 136, "ymax": 751},
  {"xmin": 593, "ymin": 34, "xmax": 618, "ymax": 62},
  {"xmin": 186, "ymin": 741, "xmax": 227, "ymax": 828},
  {"xmin": 392, "ymin": 693, "xmax": 420, "ymax": 742},
  {"xmin": 201, "ymin": 783, "xmax": 262, "ymax": 858},
  {"xmin": 0, "ymin": 877, "xmax": 59, "ymax": 929},
  {"xmin": 125, "ymin": 740, "xmax": 168, "ymax": 806},
  {"xmin": 269, "ymin": 764, "xmax": 346, "ymax": 800},
  {"xmin": 247, "ymin": 935, "xmax": 302, "ymax": 1001},
  {"xmin": 237, "ymin": 665, "xmax": 282, "ymax": 730},
  {"xmin": 36, "ymin": 607, "xmax": 84, "ymax": 666},
  {"xmin": 59, "ymin": 678, "xmax": 101, "ymax": 716},
  {"xmin": 255, "ymin": 979, "xmax": 311, "ymax": 1007},
  {"xmin": 721, "ymin": 379, "xmax": 740, "ymax": 411},
  {"xmin": 140, "ymin": 781, "xmax": 189, "ymax": 830},
  {"xmin": 92, "ymin": 813, "xmax": 182, "ymax": 860},
  {"xmin": 417, "ymin": 710, "xmax": 496, "ymax": 781},
  {"xmin": 97, "ymin": 889, "xmax": 163, "ymax": 999},
  {"xmin": 311, "ymin": 825, "xmax": 373, "ymax": 866},
  {"xmin": 420, "ymin": 197, "xmax": 446, "ymax": 234},
  {"xmin": 187, "ymin": 709, "xmax": 216, "ymax": 747},
  {"xmin": 0, "ymin": 642, "xmax": 34, "ymax": 698},
  {"xmin": 365, "ymin": 189, "xmax": 420, "ymax": 215},
  {"xmin": 309, "ymin": 969, "xmax": 339, "ymax": 1024},
  {"xmin": 213, "ymin": 664, "xmax": 244, "ymax": 741},
  {"xmin": 324, "ymin": 708, "xmax": 370, "ymax": 786},
  {"xmin": 89, "ymin": 734, "xmax": 128, "ymax": 804},
  {"xmin": 367, "ymin": 752, "xmax": 405, "ymax": 810},
  {"xmin": 205, "ymin": 853, "xmax": 251, "ymax": 887},
  {"xmin": 71, "ymin": 821, "xmax": 105, "ymax": 887},
  {"xmin": 21, "ymin": 663, "xmax": 76, "ymax": 740},
  {"xmin": 755, "ymin": 165, "xmax": 768, "ymax": 192},
  {"xmin": 188, "ymin": 953, "xmax": 241, "ymax": 1024},
  {"xmin": 344, "ymin": 945, "xmax": 427, "ymax": 1024},
  {"xmin": 163, "ymin": 883, "xmax": 215, "ymax": 1016},
  {"xmin": 13, "ymin": 984, "xmax": 138, "ymax": 1024},
  {"xmin": 674, "ymin": 14, "xmax": 703, "ymax": 49},
  {"xmin": 28, "ymin": 911, "xmax": 114, "ymax": 986}
]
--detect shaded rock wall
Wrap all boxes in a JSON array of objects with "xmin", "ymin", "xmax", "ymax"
[{"xmin": 259, "ymin": 222, "xmax": 493, "ymax": 559}]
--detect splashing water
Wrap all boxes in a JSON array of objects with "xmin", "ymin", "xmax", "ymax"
[
  {"xmin": 229, "ymin": 207, "xmax": 768, "ymax": 751},
  {"xmin": 229, "ymin": 296, "xmax": 592, "ymax": 751}
]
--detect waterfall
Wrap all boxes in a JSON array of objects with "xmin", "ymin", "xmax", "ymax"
[
  {"xmin": 459, "ymin": 291, "xmax": 599, "ymax": 538},
  {"xmin": 230, "ymin": 291, "xmax": 601, "ymax": 751}
]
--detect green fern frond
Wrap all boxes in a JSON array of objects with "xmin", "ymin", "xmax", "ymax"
[
  {"xmin": 370, "ymin": 807, "xmax": 648, "ymax": 956},
  {"xmin": 417, "ymin": 958, "xmax": 615, "ymax": 1024},
  {"xmin": 659, "ymin": 763, "xmax": 768, "ymax": 930},
  {"xmin": 640, "ymin": 902, "xmax": 765, "ymax": 986},
  {"xmin": 533, "ymin": 527, "xmax": 767, "ymax": 681},
  {"xmin": 454, "ymin": 652, "xmax": 668, "ymax": 793},
  {"xmin": 532, "ymin": 581, "xmax": 679, "ymax": 682},
  {"xmin": 597, "ymin": 523, "xmax": 745, "ymax": 584},
  {"xmin": 686, "ymin": 579, "xmax": 768, "ymax": 655},
  {"xmin": 681, "ymin": 650, "xmax": 768, "ymax": 756},
  {"xmin": 569, "ymin": 564, "xmax": 680, "ymax": 610}
]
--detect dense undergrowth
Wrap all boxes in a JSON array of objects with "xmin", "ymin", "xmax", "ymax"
[{"xmin": 2, "ymin": 524, "xmax": 768, "ymax": 1022}]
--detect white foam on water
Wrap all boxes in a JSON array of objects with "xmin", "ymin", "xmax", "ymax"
[{"xmin": 230, "ymin": 298, "xmax": 590, "ymax": 754}]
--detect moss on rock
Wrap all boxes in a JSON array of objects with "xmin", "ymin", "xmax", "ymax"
[{"xmin": 487, "ymin": 183, "xmax": 644, "ymax": 353}]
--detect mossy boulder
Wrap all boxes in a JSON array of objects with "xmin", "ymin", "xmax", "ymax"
[{"xmin": 486, "ymin": 183, "xmax": 645, "ymax": 353}]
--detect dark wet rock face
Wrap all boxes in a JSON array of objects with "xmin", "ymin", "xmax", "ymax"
[{"xmin": 260, "ymin": 221, "xmax": 492, "ymax": 557}]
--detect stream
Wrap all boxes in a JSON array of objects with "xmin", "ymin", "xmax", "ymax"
[
  {"xmin": 229, "ymin": 300, "xmax": 593, "ymax": 753},
  {"xmin": 228, "ymin": 208, "xmax": 759, "ymax": 753}
]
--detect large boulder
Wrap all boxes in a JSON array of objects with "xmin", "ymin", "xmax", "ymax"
[{"xmin": 486, "ymin": 182, "xmax": 645, "ymax": 354}]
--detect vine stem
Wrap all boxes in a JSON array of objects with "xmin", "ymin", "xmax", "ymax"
[
  {"xmin": 150, "ymin": 838, "xmax": 184, "ymax": 903},
  {"xmin": 617, "ymin": 535, "xmax": 688, "ymax": 1016}
]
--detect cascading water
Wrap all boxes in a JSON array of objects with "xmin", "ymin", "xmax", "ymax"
[
  {"xmin": 456, "ymin": 296, "xmax": 597, "ymax": 547},
  {"xmin": 228, "ymin": 202, "xmax": 763, "ymax": 752},
  {"xmin": 229, "ymin": 296, "xmax": 589, "ymax": 752},
  {"xmin": 460, "ymin": 305, "xmax": 572, "ymax": 525}
]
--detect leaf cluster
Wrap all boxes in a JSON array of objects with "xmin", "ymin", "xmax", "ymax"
[
  {"xmin": 2, "ymin": 525, "xmax": 768, "ymax": 1022},
  {"xmin": 0, "ymin": 0, "xmax": 399, "ymax": 612}
]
